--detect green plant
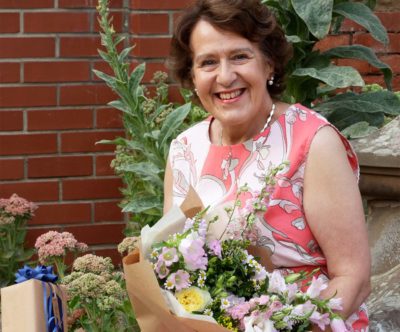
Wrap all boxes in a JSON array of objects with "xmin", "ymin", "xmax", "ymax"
[
  {"xmin": 0, "ymin": 194, "xmax": 37, "ymax": 287},
  {"xmin": 95, "ymin": 0, "xmax": 207, "ymax": 235},
  {"xmin": 263, "ymin": 0, "xmax": 400, "ymax": 134},
  {"xmin": 63, "ymin": 254, "xmax": 139, "ymax": 332}
]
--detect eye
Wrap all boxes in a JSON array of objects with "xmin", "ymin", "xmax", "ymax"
[
  {"xmin": 200, "ymin": 59, "xmax": 217, "ymax": 67},
  {"xmin": 232, "ymin": 53, "xmax": 249, "ymax": 61}
]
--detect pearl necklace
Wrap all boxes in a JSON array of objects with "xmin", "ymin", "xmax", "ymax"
[{"xmin": 219, "ymin": 103, "xmax": 276, "ymax": 146}]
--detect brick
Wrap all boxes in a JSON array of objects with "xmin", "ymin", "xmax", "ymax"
[
  {"xmin": 0, "ymin": 181, "xmax": 59, "ymax": 201},
  {"xmin": 0, "ymin": 13, "xmax": 19, "ymax": 33},
  {"xmin": 130, "ymin": 13, "xmax": 169, "ymax": 34},
  {"xmin": 130, "ymin": 0, "xmax": 190, "ymax": 10},
  {"xmin": 60, "ymin": 36, "xmax": 102, "ymax": 57},
  {"xmin": 363, "ymin": 75, "xmax": 385, "ymax": 87},
  {"xmin": 59, "ymin": 84, "xmax": 115, "ymax": 106},
  {"xmin": 336, "ymin": 59, "xmax": 371, "ymax": 74},
  {"xmin": 28, "ymin": 108, "xmax": 93, "ymax": 131},
  {"xmin": 132, "ymin": 37, "xmax": 171, "ymax": 58},
  {"xmin": 0, "ymin": 0, "xmax": 53, "ymax": 8},
  {"xmin": 371, "ymin": 54, "xmax": 400, "ymax": 74},
  {"xmin": 28, "ymin": 156, "xmax": 93, "ymax": 178},
  {"xmin": 0, "ymin": 159, "xmax": 24, "ymax": 180},
  {"xmin": 0, "ymin": 38, "xmax": 55, "ymax": 58},
  {"xmin": 61, "ymin": 130, "xmax": 124, "ymax": 153},
  {"xmin": 353, "ymin": 33, "xmax": 400, "ymax": 53},
  {"xmin": 59, "ymin": 0, "xmax": 123, "ymax": 8},
  {"xmin": 0, "ymin": 63, "xmax": 19, "ymax": 83},
  {"xmin": 0, "ymin": 86, "xmax": 57, "ymax": 108},
  {"xmin": 63, "ymin": 223, "xmax": 125, "ymax": 245},
  {"xmin": 94, "ymin": 11, "xmax": 124, "ymax": 33},
  {"xmin": 24, "ymin": 61, "xmax": 91, "ymax": 83},
  {"xmin": 314, "ymin": 34, "xmax": 350, "ymax": 52},
  {"xmin": 0, "ymin": 110, "xmax": 23, "ymax": 130},
  {"xmin": 392, "ymin": 75, "xmax": 400, "ymax": 91},
  {"xmin": 31, "ymin": 203, "xmax": 92, "ymax": 225},
  {"xmin": 94, "ymin": 200, "xmax": 123, "ymax": 222},
  {"xmin": 340, "ymin": 18, "xmax": 366, "ymax": 33},
  {"xmin": 95, "ymin": 154, "xmax": 115, "ymax": 176},
  {"xmin": 0, "ymin": 133, "xmax": 57, "ymax": 156},
  {"xmin": 92, "ymin": 247, "xmax": 121, "ymax": 265},
  {"xmin": 62, "ymin": 178, "xmax": 122, "ymax": 200},
  {"xmin": 24, "ymin": 12, "xmax": 90, "ymax": 33},
  {"xmin": 376, "ymin": 12, "xmax": 400, "ymax": 33},
  {"xmin": 96, "ymin": 107, "xmax": 123, "ymax": 128}
]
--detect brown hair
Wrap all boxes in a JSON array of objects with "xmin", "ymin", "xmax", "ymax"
[{"xmin": 168, "ymin": 0, "xmax": 292, "ymax": 97}]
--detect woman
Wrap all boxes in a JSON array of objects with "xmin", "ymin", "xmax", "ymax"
[{"xmin": 164, "ymin": 0, "xmax": 371, "ymax": 330}]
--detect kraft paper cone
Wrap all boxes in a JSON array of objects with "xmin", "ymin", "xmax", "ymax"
[
  {"xmin": 1, "ymin": 279, "xmax": 68, "ymax": 332},
  {"xmin": 123, "ymin": 249, "xmax": 230, "ymax": 332}
]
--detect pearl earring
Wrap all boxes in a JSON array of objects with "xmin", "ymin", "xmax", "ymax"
[
  {"xmin": 194, "ymin": 88, "xmax": 198, "ymax": 95},
  {"xmin": 268, "ymin": 76, "xmax": 274, "ymax": 86}
]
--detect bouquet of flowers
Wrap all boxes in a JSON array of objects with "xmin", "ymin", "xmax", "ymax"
[{"xmin": 146, "ymin": 163, "xmax": 348, "ymax": 332}]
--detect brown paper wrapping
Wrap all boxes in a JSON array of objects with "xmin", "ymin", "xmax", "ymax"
[{"xmin": 1, "ymin": 279, "xmax": 68, "ymax": 332}]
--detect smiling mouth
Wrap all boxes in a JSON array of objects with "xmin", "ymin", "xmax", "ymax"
[{"xmin": 216, "ymin": 89, "xmax": 245, "ymax": 101}]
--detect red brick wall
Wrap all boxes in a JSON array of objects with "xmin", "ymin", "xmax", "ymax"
[{"xmin": 0, "ymin": 0, "xmax": 399, "ymax": 260}]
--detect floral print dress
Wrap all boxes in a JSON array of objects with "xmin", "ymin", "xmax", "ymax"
[{"xmin": 168, "ymin": 104, "xmax": 368, "ymax": 331}]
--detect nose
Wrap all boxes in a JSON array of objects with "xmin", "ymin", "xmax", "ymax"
[{"xmin": 216, "ymin": 60, "xmax": 236, "ymax": 87}]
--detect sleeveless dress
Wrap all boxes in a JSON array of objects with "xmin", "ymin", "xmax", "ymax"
[{"xmin": 168, "ymin": 104, "xmax": 368, "ymax": 331}]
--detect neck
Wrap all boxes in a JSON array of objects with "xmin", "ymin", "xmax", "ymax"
[{"xmin": 219, "ymin": 102, "xmax": 276, "ymax": 146}]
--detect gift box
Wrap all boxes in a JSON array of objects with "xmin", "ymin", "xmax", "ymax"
[{"xmin": 1, "ymin": 268, "xmax": 67, "ymax": 332}]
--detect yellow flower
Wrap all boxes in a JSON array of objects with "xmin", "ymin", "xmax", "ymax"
[{"xmin": 175, "ymin": 286, "xmax": 211, "ymax": 312}]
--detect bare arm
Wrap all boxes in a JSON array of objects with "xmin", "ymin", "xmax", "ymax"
[
  {"xmin": 163, "ymin": 159, "xmax": 173, "ymax": 214},
  {"xmin": 303, "ymin": 126, "xmax": 371, "ymax": 320}
]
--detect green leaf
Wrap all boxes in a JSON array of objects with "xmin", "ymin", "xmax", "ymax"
[
  {"xmin": 333, "ymin": 2, "xmax": 388, "ymax": 45},
  {"xmin": 108, "ymin": 100, "xmax": 134, "ymax": 115},
  {"xmin": 96, "ymin": 136, "xmax": 127, "ymax": 146},
  {"xmin": 341, "ymin": 121, "xmax": 378, "ymax": 139},
  {"xmin": 122, "ymin": 196, "xmax": 162, "ymax": 214},
  {"xmin": 292, "ymin": 65, "xmax": 364, "ymax": 88},
  {"xmin": 118, "ymin": 162, "xmax": 163, "ymax": 186},
  {"xmin": 129, "ymin": 63, "xmax": 146, "ymax": 94},
  {"xmin": 291, "ymin": 0, "xmax": 334, "ymax": 39},
  {"xmin": 326, "ymin": 108, "xmax": 385, "ymax": 130},
  {"xmin": 323, "ymin": 45, "xmax": 392, "ymax": 90},
  {"xmin": 314, "ymin": 91, "xmax": 400, "ymax": 116},
  {"xmin": 93, "ymin": 69, "xmax": 117, "ymax": 89},
  {"xmin": 286, "ymin": 35, "xmax": 302, "ymax": 43},
  {"xmin": 118, "ymin": 46, "xmax": 135, "ymax": 63},
  {"xmin": 158, "ymin": 103, "xmax": 192, "ymax": 147}
]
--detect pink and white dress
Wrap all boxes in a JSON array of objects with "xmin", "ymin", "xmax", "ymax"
[{"xmin": 168, "ymin": 104, "xmax": 368, "ymax": 330}]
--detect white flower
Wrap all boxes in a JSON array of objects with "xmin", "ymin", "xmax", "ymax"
[
  {"xmin": 306, "ymin": 276, "xmax": 327, "ymax": 298},
  {"xmin": 268, "ymin": 270, "xmax": 287, "ymax": 294},
  {"xmin": 244, "ymin": 315, "xmax": 277, "ymax": 332}
]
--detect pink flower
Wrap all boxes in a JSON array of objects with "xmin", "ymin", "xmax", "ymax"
[
  {"xmin": 291, "ymin": 300, "xmax": 316, "ymax": 316},
  {"xmin": 0, "ymin": 194, "xmax": 37, "ymax": 217},
  {"xmin": 307, "ymin": 276, "xmax": 328, "ymax": 298},
  {"xmin": 160, "ymin": 247, "xmax": 179, "ymax": 266},
  {"xmin": 328, "ymin": 297, "xmax": 343, "ymax": 311},
  {"xmin": 166, "ymin": 270, "xmax": 191, "ymax": 291},
  {"xmin": 268, "ymin": 270, "xmax": 287, "ymax": 293},
  {"xmin": 330, "ymin": 318, "xmax": 349, "ymax": 332},
  {"xmin": 155, "ymin": 260, "xmax": 169, "ymax": 279},
  {"xmin": 310, "ymin": 312, "xmax": 330, "ymax": 330},
  {"xmin": 228, "ymin": 302, "xmax": 252, "ymax": 320},
  {"xmin": 178, "ymin": 233, "xmax": 207, "ymax": 271},
  {"xmin": 208, "ymin": 239, "xmax": 222, "ymax": 258}
]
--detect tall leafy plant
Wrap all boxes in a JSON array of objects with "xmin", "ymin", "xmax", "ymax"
[
  {"xmin": 95, "ymin": 0, "xmax": 206, "ymax": 234},
  {"xmin": 263, "ymin": 0, "xmax": 400, "ymax": 135}
]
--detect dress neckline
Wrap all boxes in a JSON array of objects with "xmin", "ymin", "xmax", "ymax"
[{"xmin": 206, "ymin": 103, "xmax": 298, "ymax": 149}]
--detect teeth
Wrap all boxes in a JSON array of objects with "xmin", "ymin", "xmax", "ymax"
[{"xmin": 219, "ymin": 90, "xmax": 241, "ymax": 100}]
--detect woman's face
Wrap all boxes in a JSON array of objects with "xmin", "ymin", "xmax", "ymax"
[{"xmin": 190, "ymin": 20, "xmax": 273, "ymax": 129}]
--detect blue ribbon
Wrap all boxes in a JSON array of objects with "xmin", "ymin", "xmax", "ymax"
[{"xmin": 15, "ymin": 265, "xmax": 64, "ymax": 332}]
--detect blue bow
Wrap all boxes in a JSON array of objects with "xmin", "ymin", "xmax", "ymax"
[
  {"xmin": 15, "ymin": 265, "xmax": 63, "ymax": 332},
  {"xmin": 15, "ymin": 265, "xmax": 58, "ymax": 284}
]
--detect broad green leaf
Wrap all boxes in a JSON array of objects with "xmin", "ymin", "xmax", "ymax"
[
  {"xmin": 108, "ymin": 100, "xmax": 133, "ymax": 115},
  {"xmin": 118, "ymin": 162, "xmax": 163, "ymax": 186},
  {"xmin": 122, "ymin": 196, "xmax": 162, "ymax": 214},
  {"xmin": 341, "ymin": 121, "xmax": 378, "ymax": 139},
  {"xmin": 314, "ymin": 91, "xmax": 400, "ymax": 116},
  {"xmin": 325, "ymin": 108, "xmax": 385, "ymax": 130},
  {"xmin": 334, "ymin": 2, "xmax": 388, "ymax": 45},
  {"xmin": 286, "ymin": 35, "xmax": 302, "ymax": 43},
  {"xmin": 323, "ymin": 45, "xmax": 392, "ymax": 90},
  {"xmin": 291, "ymin": 0, "xmax": 334, "ymax": 39},
  {"xmin": 93, "ymin": 69, "xmax": 117, "ymax": 89},
  {"xmin": 292, "ymin": 65, "xmax": 364, "ymax": 88},
  {"xmin": 159, "ymin": 103, "xmax": 192, "ymax": 147}
]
